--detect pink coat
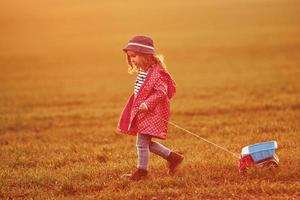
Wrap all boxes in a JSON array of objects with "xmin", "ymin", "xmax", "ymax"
[{"xmin": 117, "ymin": 64, "xmax": 176, "ymax": 140}]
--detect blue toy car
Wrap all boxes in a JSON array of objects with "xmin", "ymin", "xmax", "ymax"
[{"xmin": 239, "ymin": 141, "xmax": 279, "ymax": 172}]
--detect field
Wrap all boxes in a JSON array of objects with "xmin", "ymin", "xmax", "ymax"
[{"xmin": 1, "ymin": 0, "xmax": 300, "ymax": 199}]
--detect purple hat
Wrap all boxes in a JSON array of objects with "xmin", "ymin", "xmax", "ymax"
[{"xmin": 123, "ymin": 35, "xmax": 155, "ymax": 55}]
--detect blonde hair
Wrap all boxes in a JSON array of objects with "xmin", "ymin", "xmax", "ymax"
[{"xmin": 126, "ymin": 53, "xmax": 167, "ymax": 75}]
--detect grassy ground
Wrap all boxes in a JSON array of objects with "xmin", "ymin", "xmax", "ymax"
[{"xmin": 1, "ymin": 0, "xmax": 300, "ymax": 199}]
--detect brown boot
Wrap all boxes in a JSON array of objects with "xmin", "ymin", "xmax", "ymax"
[
  {"xmin": 167, "ymin": 152, "xmax": 184, "ymax": 175},
  {"xmin": 129, "ymin": 168, "xmax": 148, "ymax": 181}
]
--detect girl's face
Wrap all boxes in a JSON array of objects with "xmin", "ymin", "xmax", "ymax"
[{"xmin": 127, "ymin": 51, "xmax": 144, "ymax": 69}]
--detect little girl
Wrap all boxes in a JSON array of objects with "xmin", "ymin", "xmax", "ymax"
[{"xmin": 117, "ymin": 35, "xmax": 184, "ymax": 181}]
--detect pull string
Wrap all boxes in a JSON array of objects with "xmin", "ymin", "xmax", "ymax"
[
  {"xmin": 140, "ymin": 109, "xmax": 240, "ymax": 159},
  {"xmin": 166, "ymin": 119, "xmax": 240, "ymax": 159}
]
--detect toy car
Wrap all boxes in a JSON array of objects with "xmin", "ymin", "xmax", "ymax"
[{"xmin": 239, "ymin": 141, "xmax": 279, "ymax": 172}]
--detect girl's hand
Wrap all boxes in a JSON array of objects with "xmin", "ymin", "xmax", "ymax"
[{"xmin": 139, "ymin": 102, "xmax": 148, "ymax": 111}]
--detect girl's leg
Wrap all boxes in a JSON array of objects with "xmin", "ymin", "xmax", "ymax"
[
  {"xmin": 149, "ymin": 141, "xmax": 171, "ymax": 159},
  {"xmin": 136, "ymin": 133, "xmax": 151, "ymax": 170},
  {"xmin": 149, "ymin": 140, "xmax": 184, "ymax": 175}
]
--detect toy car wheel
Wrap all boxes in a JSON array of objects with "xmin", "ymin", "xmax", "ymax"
[{"xmin": 266, "ymin": 160, "xmax": 278, "ymax": 168}]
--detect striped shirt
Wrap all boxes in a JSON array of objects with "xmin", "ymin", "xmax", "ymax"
[{"xmin": 134, "ymin": 70, "xmax": 148, "ymax": 95}]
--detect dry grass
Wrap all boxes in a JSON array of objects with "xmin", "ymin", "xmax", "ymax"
[{"xmin": 1, "ymin": 0, "xmax": 300, "ymax": 199}]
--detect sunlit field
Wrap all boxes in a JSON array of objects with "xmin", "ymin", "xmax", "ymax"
[{"xmin": 1, "ymin": 0, "xmax": 300, "ymax": 199}]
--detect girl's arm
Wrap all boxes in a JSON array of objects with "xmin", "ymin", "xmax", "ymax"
[{"xmin": 143, "ymin": 77, "xmax": 168, "ymax": 110}]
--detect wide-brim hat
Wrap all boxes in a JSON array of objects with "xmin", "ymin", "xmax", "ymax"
[{"xmin": 123, "ymin": 35, "xmax": 155, "ymax": 55}]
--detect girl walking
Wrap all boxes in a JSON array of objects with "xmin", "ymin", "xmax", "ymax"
[{"xmin": 117, "ymin": 35, "xmax": 184, "ymax": 181}]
